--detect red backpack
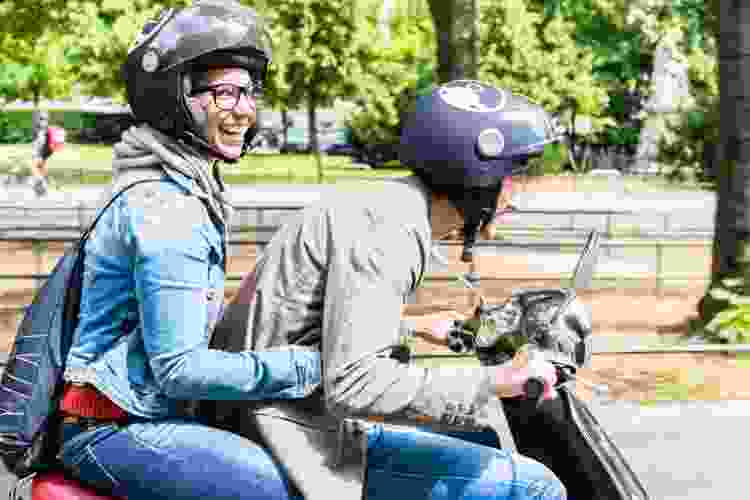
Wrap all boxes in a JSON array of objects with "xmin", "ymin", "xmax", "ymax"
[{"xmin": 46, "ymin": 127, "xmax": 66, "ymax": 153}]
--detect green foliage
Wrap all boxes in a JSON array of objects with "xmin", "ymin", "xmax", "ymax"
[
  {"xmin": 0, "ymin": 31, "xmax": 76, "ymax": 105},
  {"xmin": 0, "ymin": 0, "xmax": 717, "ymax": 175},
  {"xmin": 0, "ymin": 114, "xmax": 33, "ymax": 144},
  {"xmin": 537, "ymin": 0, "xmax": 643, "ymax": 83},
  {"xmin": 479, "ymin": 0, "xmax": 612, "ymax": 137},
  {"xmin": 265, "ymin": 0, "xmax": 372, "ymax": 107},
  {"xmin": 0, "ymin": 108, "xmax": 129, "ymax": 144},
  {"xmin": 669, "ymin": 0, "xmax": 713, "ymax": 51},
  {"xmin": 61, "ymin": 0, "xmax": 168, "ymax": 103},
  {"xmin": 656, "ymin": 99, "xmax": 719, "ymax": 187},
  {"xmin": 526, "ymin": 143, "xmax": 569, "ymax": 177},
  {"xmin": 702, "ymin": 278, "xmax": 750, "ymax": 344},
  {"xmin": 0, "ymin": 63, "xmax": 35, "ymax": 106},
  {"xmin": 602, "ymin": 125, "xmax": 641, "ymax": 147},
  {"xmin": 656, "ymin": 28, "xmax": 718, "ymax": 187},
  {"xmin": 0, "ymin": 0, "xmax": 80, "ymax": 105},
  {"xmin": 538, "ymin": 0, "xmax": 711, "ymax": 152},
  {"xmin": 346, "ymin": 15, "xmax": 436, "ymax": 147}
]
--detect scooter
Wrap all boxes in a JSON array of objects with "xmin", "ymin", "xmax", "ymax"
[{"xmin": 15, "ymin": 231, "xmax": 648, "ymax": 500}]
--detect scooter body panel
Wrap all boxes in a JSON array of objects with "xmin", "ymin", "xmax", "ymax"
[{"xmin": 31, "ymin": 472, "xmax": 122, "ymax": 500}]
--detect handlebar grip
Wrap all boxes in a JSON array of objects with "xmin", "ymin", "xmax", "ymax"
[{"xmin": 523, "ymin": 377, "xmax": 546, "ymax": 408}]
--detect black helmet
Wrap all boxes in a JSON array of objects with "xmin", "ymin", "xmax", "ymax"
[
  {"xmin": 400, "ymin": 80, "xmax": 561, "ymax": 262},
  {"xmin": 121, "ymin": 0, "xmax": 272, "ymax": 162}
]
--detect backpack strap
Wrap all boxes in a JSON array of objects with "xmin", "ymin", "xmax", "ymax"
[
  {"xmin": 79, "ymin": 179, "xmax": 227, "ymax": 273},
  {"xmin": 78, "ymin": 179, "xmax": 166, "ymax": 246}
]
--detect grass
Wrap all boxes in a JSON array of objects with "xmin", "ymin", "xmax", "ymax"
[
  {"xmin": 0, "ymin": 143, "xmax": 715, "ymax": 190},
  {"xmin": 0, "ymin": 144, "xmax": 411, "ymax": 186},
  {"xmin": 734, "ymin": 352, "xmax": 750, "ymax": 368},
  {"xmin": 638, "ymin": 363, "xmax": 731, "ymax": 406}
]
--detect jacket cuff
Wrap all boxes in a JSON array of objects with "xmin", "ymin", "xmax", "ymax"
[{"xmin": 437, "ymin": 367, "xmax": 495, "ymax": 429}]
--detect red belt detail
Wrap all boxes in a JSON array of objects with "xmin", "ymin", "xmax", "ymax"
[{"xmin": 59, "ymin": 384, "xmax": 129, "ymax": 422}]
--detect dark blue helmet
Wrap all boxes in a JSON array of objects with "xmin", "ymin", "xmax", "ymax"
[{"xmin": 400, "ymin": 80, "xmax": 561, "ymax": 261}]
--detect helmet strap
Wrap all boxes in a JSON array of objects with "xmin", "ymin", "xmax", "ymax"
[
  {"xmin": 415, "ymin": 170, "xmax": 503, "ymax": 262},
  {"xmin": 447, "ymin": 183, "xmax": 503, "ymax": 263},
  {"xmin": 212, "ymin": 160, "xmax": 226, "ymax": 192},
  {"xmin": 183, "ymin": 73, "xmax": 212, "ymax": 140}
]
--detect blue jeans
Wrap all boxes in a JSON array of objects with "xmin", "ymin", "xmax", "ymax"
[
  {"xmin": 58, "ymin": 419, "xmax": 302, "ymax": 500},
  {"xmin": 365, "ymin": 425, "xmax": 566, "ymax": 500},
  {"xmin": 59, "ymin": 421, "xmax": 564, "ymax": 500}
]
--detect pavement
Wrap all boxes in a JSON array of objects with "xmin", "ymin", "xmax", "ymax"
[{"xmin": 0, "ymin": 399, "xmax": 746, "ymax": 499}]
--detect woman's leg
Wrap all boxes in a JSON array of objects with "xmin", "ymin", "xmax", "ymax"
[
  {"xmin": 58, "ymin": 419, "xmax": 300, "ymax": 500},
  {"xmin": 364, "ymin": 424, "xmax": 566, "ymax": 500}
]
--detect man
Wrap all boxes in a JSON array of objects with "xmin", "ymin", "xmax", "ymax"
[{"xmin": 208, "ymin": 80, "xmax": 566, "ymax": 499}]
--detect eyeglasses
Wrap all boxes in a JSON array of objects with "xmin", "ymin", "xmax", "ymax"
[{"xmin": 191, "ymin": 82, "xmax": 263, "ymax": 111}]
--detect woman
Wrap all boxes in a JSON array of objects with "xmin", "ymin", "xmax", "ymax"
[{"xmin": 57, "ymin": 2, "xmax": 318, "ymax": 499}]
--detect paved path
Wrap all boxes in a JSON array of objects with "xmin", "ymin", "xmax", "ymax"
[
  {"xmin": 0, "ymin": 400, "xmax": 746, "ymax": 499},
  {"xmin": 589, "ymin": 399, "xmax": 750, "ymax": 499}
]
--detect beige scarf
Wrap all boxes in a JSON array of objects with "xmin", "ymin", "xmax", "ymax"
[{"xmin": 111, "ymin": 124, "xmax": 233, "ymax": 229}]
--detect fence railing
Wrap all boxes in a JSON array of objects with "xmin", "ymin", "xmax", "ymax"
[
  {"xmin": 0, "ymin": 197, "xmax": 716, "ymax": 235},
  {"xmin": 0, "ymin": 234, "xmax": 711, "ymax": 298},
  {"xmin": 0, "ymin": 203, "xmax": 713, "ymax": 298}
]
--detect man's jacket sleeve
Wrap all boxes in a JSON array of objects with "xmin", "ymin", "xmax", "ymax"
[{"xmin": 320, "ymin": 208, "xmax": 497, "ymax": 429}]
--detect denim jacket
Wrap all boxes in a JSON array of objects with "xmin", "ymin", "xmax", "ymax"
[{"xmin": 64, "ymin": 167, "xmax": 321, "ymax": 419}]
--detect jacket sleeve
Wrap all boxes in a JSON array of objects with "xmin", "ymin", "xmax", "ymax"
[
  {"xmin": 123, "ymin": 186, "xmax": 321, "ymax": 401},
  {"xmin": 320, "ymin": 207, "xmax": 498, "ymax": 429}
]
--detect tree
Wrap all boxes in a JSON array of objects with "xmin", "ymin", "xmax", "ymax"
[
  {"xmin": 270, "ymin": 0, "xmax": 374, "ymax": 182},
  {"xmin": 253, "ymin": 2, "xmax": 305, "ymax": 150},
  {"xmin": 697, "ymin": 0, "xmax": 750, "ymax": 339},
  {"xmin": 426, "ymin": 0, "xmax": 478, "ymax": 82},
  {"xmin": 346, "ymin": 13, "xmax": 436, "ymax": 148},
  {"xmin": 0, "ymin": 0, "xmax": 76, "ymax": 106},
  {"xmin": 478, "ymin": 0, "xmax": 611, "ymax": 136},
  {"xmin": 536, "ymin": 0, "xmax": 709, "ymax": 159},
  {"xmin": 61, "ymin": 0, "xmax": 192, "ymax": 104}
]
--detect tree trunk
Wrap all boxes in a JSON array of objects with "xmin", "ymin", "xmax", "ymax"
[
  {"xmin": 426, "ymin": 0, "xmax": 479, "ymax": 83},
  {"xmin": 308, "ymin": 98, "xmax": 323, "ymax": 184},
  {"xmin": 280, "ymin": 109, "xmax": 290, "ymax": 150},
  {"xmin": 699, "ymin": 0, "xmax": 750, "ymax": 323}
]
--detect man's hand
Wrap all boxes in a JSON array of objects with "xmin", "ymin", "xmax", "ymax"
[
  {"xmin": 405, "ymin": 310, "xmax": 466, "ymax": 347},
  {"xmin": 491, "ymin": 348, "xmax": 557, "ymax": 400}
]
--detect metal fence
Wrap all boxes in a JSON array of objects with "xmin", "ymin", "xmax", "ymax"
[
  {"xmin": 0, "ymin": 195, "xmax": 717, "ymax": 235},
  {"xmin": 0, "ymin": 203, "xmax": 713, "ymax": 301},
  {"xmin": 0, "ymin": 199, "xmax": 719, "ymax": 371}
]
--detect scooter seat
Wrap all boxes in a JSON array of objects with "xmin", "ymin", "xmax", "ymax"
[{"xmin": 31, "ymin": 472, "xmax": 123, "ymax": 500}]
